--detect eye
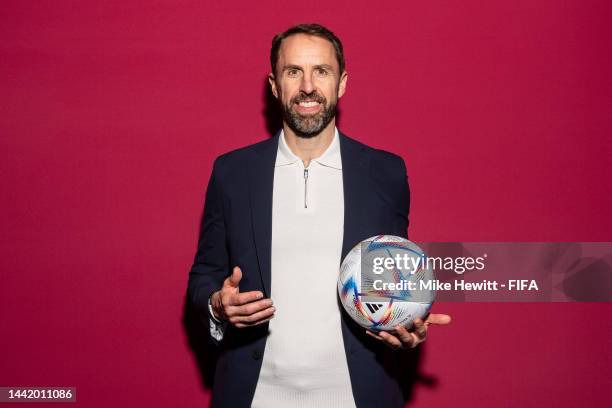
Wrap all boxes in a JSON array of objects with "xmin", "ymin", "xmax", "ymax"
[
  {"xmin": 315, "ymin": 68, "xmax": 329, "ymax": 76},
  {"xmin": 287, "ymin": 69, "xmax": 300, "ymax": 78}
]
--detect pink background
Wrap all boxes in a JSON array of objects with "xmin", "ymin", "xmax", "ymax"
[{"xmin": 1, "ymin": 1, "xmax": 611, "ymax": 406}]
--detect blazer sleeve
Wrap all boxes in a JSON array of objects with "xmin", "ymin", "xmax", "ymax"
[{"xmin": 187, "ymin": 158, "xmax": 230, "ymax": 326}]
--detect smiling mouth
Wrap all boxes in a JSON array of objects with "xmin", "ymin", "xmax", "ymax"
[{"xmin": 298, "ymin": 101, "xmax": 321, "ymax": 107}]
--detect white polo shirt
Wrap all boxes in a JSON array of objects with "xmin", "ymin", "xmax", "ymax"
[
  {"xmin": 250, "ymin": 128, "xmax": 354, "ymax": 407},
  {"xmin": 211, "ymin": 128, "xmax": 355, "ymax": 407}
]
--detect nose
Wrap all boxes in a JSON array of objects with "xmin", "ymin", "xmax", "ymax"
[{"xmin": 299, "ymin": 72, "xmax": 315, "ymax": 94}]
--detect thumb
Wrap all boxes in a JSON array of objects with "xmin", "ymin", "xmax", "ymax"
[
  {"xmin": 425, "ymin": 313, "xmax": 452, "ymax": 325},
  {"xmin": 225, "ymin": 266, "xmax": 242, "ymax": 288}
]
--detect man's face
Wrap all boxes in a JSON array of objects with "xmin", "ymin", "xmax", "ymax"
[{"xmin": 269, "ymin": 34, "xmax": 348, "ymax": 138}]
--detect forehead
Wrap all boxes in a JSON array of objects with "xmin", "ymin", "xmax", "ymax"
[{"xmin": 277, "ymin": 34, "xmax": 338, "ymax": 70}]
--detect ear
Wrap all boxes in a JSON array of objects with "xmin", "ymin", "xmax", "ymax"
[
  {"xmin": 268, "ymin": 73, "xmax": 279, "ymax": 99},
  {"xmin": 338, "ymin": 70, "xmax": 348, "ymax": 99}
]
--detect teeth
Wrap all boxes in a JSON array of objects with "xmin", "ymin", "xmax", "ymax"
[{"xmin": 299, "ymin": 101, "xmax": 319, "ymax": 107}]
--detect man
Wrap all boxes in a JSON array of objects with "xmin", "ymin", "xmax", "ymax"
[{"xmin": 188, "ymin": 23, "xmax": 451, "ymax": 407}]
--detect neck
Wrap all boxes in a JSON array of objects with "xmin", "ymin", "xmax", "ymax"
[{"xmin": 283, "ymin": 120, "xmax": 336, "ymax": 167}]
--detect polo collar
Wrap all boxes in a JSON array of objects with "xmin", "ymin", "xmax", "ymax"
[{"xmin": 275, "ymin": 127, "xmax": 342, "ymax": 170}]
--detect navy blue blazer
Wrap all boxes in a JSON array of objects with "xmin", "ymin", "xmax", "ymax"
[{"xmin": 188, "ymin": 131, "xmax": 411, "ymax": 407}]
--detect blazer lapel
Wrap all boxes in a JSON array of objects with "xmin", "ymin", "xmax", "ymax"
[
  {"xmin": 340, "ymin": 132, "xmax": 371, "ymax": 262},
  {"xmin": 339, "ymin": 132, "xmax": 373, "ymax": 360},
  {"xmin": 248, "ymin": 133, "xmax": 280, "ymax": 297}
]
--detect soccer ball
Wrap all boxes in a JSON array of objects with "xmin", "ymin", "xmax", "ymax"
[{"xmin": 337, "ymin": 235, "xmax": 435, "ymax": 331}]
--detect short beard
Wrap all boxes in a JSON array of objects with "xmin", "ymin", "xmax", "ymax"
[{"xmin": 281, "ymin": 91, "xmax": 337, "ymax": 139}]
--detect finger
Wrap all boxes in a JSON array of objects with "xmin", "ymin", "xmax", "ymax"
[
  {"xmin": 228, "ymin": 290, "xmax": 265, "ymax": 307},
  {"xmin": 367, "ymin": 330, "xmax": 405, "ymax": 350},
  {"xmin": 378, "ymin": 331, "xmax": 404, "ymax": 350},
  {"xmin": 229, "ymin": 306, "xmax": 275, "ymax": 324},
  {"xmin": 412, "ymin": 319, "xmax": 428, "ymax": 340},
  {"xmin": 225, "ymin": 266, "xmax": 242, "ymax": 288},
  {"xmin": 227, "ymin": 298, "xmax": 273, "ymax": 316},
  {"xmin": 425, "ymin": 313, "xmax": 452, "ymax": 325},
  {"xmin": 235, "ymin": 314, "xmax": 275, "ymax": 328},
  {"xmin": 395, "ymin": 325, "xmax": 419, "ymax": 348},
  {"xmin": 366, "ymin": 330, "xmax": 384, "ymax": 341}
]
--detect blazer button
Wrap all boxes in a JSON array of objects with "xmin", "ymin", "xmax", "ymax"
[{"xmin": 251, "ymin": 349, "xmax": 263, "ymax": 360}]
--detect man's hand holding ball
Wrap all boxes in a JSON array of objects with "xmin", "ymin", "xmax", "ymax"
[{"xmin": 366, "ymin": 314, "xmax": 452, "ymax": 350}]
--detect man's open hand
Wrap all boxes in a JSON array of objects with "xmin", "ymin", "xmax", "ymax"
[
  {"xmin": 365, "ymin": 313, "xmax": 451, "ymax": 350},
  {"xmin": 210, "ymin": 266, "xmax": 275, "ymax": 328}
]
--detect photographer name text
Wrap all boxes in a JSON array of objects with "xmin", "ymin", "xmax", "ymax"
[{"xmin": 372, "ymin": 279, "xmax": 539, "ymax": 291}]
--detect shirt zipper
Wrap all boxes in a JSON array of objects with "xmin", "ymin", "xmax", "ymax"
[{"xmin": 303, "ymin": 167, "xmax": 309, "ymax": 208}]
